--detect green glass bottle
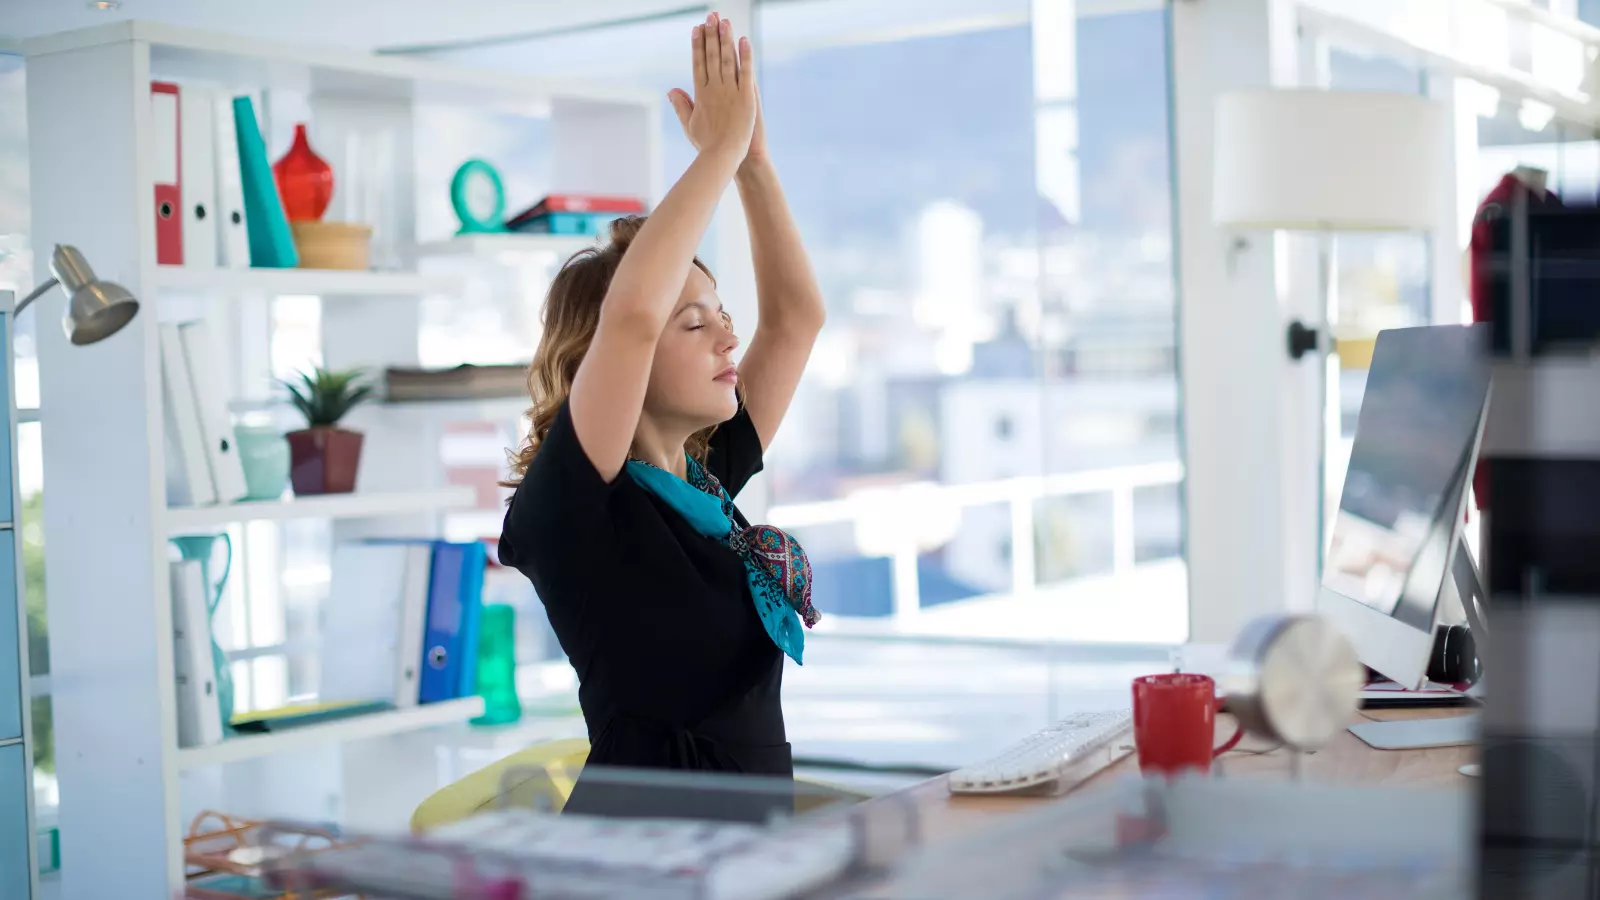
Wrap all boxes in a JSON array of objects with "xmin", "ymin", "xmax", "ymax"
[{"xmin": 471, "ymin": 603, "xmax": 522, "ymax": 726}]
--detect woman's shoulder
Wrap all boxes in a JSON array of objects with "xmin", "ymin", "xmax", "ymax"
[
  {"xmin": 528, "ymin": 400, "xmax": 626, "ymax": 492},
  {"xmin": 501, "ymin": 400, "xmax": 629, "ymax": 557}
]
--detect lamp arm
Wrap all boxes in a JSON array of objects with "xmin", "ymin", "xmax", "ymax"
[{"xmin": 15, "ymin": 277, "xmax": 60, "ymax": 318}]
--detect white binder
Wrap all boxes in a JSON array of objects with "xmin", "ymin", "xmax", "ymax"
[
  {"xmin": 176, "ymin": 319, "xmax": 248, "ymax": 503},
  {"xmin": 395, "ymin": 543, "xmax": 433, "ymax": 708},
  {"xmin": 211, "ymin": 89, "xmax": 251, "ymax": 268},
  {"xmin": 178, "ymin": 86, "xmax": 217, "ymax": 270},
  {"xmin": 323, "ymin": 543, "xmax": 409, "ymax": 705},
  {"xmin": 159, "ymin": 323, "xmax": 217, "ymax": 506},
  {"xmin": 170, "ymin": 559, "xmax": 224, "ymax": 747}
]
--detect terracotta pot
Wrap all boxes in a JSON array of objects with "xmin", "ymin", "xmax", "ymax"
[{"xmin": 286, "ymin": 427, "xmax": 363, "ymax": 495}]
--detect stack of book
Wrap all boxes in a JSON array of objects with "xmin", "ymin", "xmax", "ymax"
[
  {"xmin": 262, "ymin": 806, "xmax": 871, "ymax": 900},
  {"xmin": 506, "ymin": 193, "xmax": 646, "ymax": 236},
  {"xmin": 382, "ymin": 363, "xmax": 529, "ymax": 403}
]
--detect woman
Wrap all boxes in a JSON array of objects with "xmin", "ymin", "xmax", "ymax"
[{"xmin": 497, "ymin": 11, "xmax": 826, "ymax": 821}]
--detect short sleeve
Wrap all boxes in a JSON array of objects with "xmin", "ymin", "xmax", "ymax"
[
  {"xmin": 498, "ymin": 400, "xmax": 618, "ymax": 570},
  {"xmin": 705, "ymin": 406, "xmax": 764, "ymax": 499}
]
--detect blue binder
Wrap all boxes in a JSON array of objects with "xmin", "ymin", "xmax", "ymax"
[
  {"xmin": 418, "ymin": 542, "xmax": 465, "ymax": 704},
  {"xmin": 454, "ymin": 540, "xmax": 488, "ymax": 698},
  {"xmin": 417, "ymin": 541, "xmax": 488, "ymax": 704}
]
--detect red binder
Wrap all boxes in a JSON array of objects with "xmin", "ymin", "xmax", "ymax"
[
  {"xmin": 506, "ymin": 193, "xmax": 645, "ymax": 228},
  {"xmin": 151, "ymin": 81, "xmax": 183, "ymax": 265}
]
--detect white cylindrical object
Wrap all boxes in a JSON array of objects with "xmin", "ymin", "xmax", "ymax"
[{"xmin": 1213, "ymin": 89, "xmax": 1452, "ymax": 231}]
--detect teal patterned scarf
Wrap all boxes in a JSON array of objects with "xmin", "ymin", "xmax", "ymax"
[{"xmin": 626, "ymin": 455, "xmax": 818, "ymax": 665}]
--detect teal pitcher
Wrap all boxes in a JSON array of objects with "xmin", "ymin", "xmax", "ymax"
[{"xmin": 169, "ymin": 533, "xmax": 236, "ymax": 736}]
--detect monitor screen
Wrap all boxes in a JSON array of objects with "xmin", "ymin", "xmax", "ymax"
[{"xmin": 1322, "ymin": 325, "xmax": 1491, "ymax": 633}]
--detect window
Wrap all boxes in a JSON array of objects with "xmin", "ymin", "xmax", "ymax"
[
  {"xmin": 0, "ymin": 53, "xmax": 55, "ymax": 806},
  {"xmin": 1315, "ymin": 47, "xmax": 1436, "ymax": 532},
  {"xmin": 755, "ymin": 0, "xmax": 1184, "ymax": 641},
  {"xmin": 1303, "ymin": 0, "xmax": 1590, "ymax": 103}
]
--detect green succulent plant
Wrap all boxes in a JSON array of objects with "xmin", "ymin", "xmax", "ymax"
[{"xmin": 281, "ymin": 366, "xmax": 375, "ymax": 429}]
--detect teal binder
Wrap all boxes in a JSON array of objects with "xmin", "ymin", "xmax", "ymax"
[{"xmin": 231, "ymin": 96, "xmax": 299, "ymax": 268}]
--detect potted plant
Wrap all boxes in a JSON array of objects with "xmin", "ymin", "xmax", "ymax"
[{"xmin": 281, "ymin": 366, "xmax": 374, "ymax": 495}]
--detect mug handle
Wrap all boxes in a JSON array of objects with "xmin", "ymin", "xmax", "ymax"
[{"xmin": 1212, "ymin": 696, "xmax": 1244, "ymax": 758}]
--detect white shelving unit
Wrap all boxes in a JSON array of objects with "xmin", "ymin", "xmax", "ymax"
[
  {"xmin": 23, "ymin": 20, "xmax": 660, "ymax": 111},
  {"xmin": 177, "ymin": 697, "xmax": 485, "ymax": 770},
  {"xmin": 22, "ymin": 20, "xmax": 660, "ymax": 899},
  {"xmin": 413, "ymin": 233, "xmax": 600, "ymax": 261},
  {"xmin": 157, "ymin": 264, "xmax": 465, "ymax": 297},
  {"xmin": 167, "ymin": 486, "xmax": 476, "ymax": 531}
]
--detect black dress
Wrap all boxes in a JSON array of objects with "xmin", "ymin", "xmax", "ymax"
[{"xmin": 497, "ymin": 400, "xmax": 791, "ymax": 821}]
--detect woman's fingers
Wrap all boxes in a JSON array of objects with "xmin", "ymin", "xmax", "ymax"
[
  {"xmin": 739, "ymin": 35, "xmax": 754, "ymax": 93},
  {"xmin": 691, "ymin": 23, "xmax": 707, "ymax": 88},
  {"xmin": 667, "ymin": 89, "xmax": 693, "ymax": 132},
  {"xmin": 702, "ymin": 16, "xmax": 718, "ymax": 85},
  {"xmin": 719, "ymin": 17, "xmax": 737, "ymax": 86}
]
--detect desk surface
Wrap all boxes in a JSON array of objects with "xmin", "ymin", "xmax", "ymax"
[{"xmin": 879, "ymin": 705, "xmax": 1475, "ymax": 851}]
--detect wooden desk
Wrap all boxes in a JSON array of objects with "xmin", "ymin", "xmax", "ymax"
[{"xmin": 879, "ymin": 706, "xmax": 1475, "ymax": 850}]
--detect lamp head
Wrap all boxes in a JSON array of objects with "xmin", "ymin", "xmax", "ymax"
[
  {"xmin": 48, "ymin": 244, "xmax": 139, "ymax": 345},
  {"xmin": 65, "ymin": 279, "xmax": 140, "ymax": 345}
]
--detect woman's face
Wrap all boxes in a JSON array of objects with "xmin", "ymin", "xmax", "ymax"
[{"xmin": 643, "ymin": 264, "xmax": 740, "ymax": 431}]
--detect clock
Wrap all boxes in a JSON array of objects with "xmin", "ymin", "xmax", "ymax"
[
  {"xmin": 1222, "ymin": 614, "xmax": 1365, "ymax": 752},
  {"xmin": 450, "ymin": 159, "xmax": 507, "ymax": 235}
]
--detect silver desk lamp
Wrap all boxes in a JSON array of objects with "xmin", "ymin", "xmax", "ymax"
[{"xmin": 15, "ymin": 244, "xmax": 140, "ymax": 344}]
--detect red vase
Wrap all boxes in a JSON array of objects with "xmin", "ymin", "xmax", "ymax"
[{"xmin": 273, "ymin": 123, "xmax": 334, "ymax": 222}]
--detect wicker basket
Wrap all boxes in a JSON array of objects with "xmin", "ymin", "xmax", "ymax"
[{"xmin": 289, "ymin": 220, "xmax": 373, "ymax": 270}]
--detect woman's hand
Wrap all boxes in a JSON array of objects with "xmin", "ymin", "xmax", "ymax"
[
  {"xmin": 742, "ymin": 86, "xmax": 769, "ymax": 170},
  {"xmin": 667, "ymin": 12, "xmax": 757, "ymax": 164}
]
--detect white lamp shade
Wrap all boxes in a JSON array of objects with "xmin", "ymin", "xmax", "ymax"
[{"xmin": 1213, "ymin": 89, "xmax": 1451, "ymax": 231}]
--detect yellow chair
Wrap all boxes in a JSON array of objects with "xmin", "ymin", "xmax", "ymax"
[
  {"xmin": 410, "ymin": 739, "xmax": 872, "ymax": 834},
  {"xmin": 411, "ymin": 738, "xmax": 590, "ymax": 833}
]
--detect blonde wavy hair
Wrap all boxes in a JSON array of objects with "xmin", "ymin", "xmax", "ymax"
[{"xmin": 502, "ymin": 215, "xmax": 722, "ymax": 488}]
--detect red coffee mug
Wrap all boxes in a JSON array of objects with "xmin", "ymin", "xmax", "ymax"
[{"xmin": 1131, "ymin": 673, "xmax": 1244, "ymax": 776}]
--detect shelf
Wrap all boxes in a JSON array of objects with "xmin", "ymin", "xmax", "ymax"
[
  {"xmin": 167, "ymin": 487, "xmax": 476, "ymax": 531},
  {"xmin": 379, "ymin": 396, "xmax": 527, "ymax": 419},
  {"xmin": 156, "ymin": 265, "xmax": 465, "ymax": 297},
  {"xmin": 24, "ymin": 21, "xmax": 658, "ymax": 113},
  {"xmin": 414, "ymin": 233, "xmax": 600, "ymax": 262},
  {"xmin": 177, "ymin": 697, "xmax": 486, "ymax": 770}
]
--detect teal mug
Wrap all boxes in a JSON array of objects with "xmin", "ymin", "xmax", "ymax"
[{"xmin": 234, "ymin": 423, "xmax": 290, "ymax": 501}]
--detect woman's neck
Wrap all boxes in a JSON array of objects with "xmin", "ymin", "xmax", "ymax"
[{"xmin": 630, "ymin": 414, "xmax": 693, "ymax": 479}]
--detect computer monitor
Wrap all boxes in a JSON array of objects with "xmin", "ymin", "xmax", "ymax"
[{"xmin": 1317, "ymin": 324, "xmax": 1492, "ymax": 693}]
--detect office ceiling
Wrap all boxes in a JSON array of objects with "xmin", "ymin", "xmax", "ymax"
[{"xmin": 0, "ymin": 0, "xmax": 697, "ymax": 52}]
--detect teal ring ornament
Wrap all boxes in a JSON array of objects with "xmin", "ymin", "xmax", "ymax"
[{"xmin": 450, "ymin": 159, "xmax": 507, "ymax": 234}]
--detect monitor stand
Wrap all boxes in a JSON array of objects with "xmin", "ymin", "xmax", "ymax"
[{"xmin": 1346, "ymin": 534, "xmax": 1486, "ymax": 754}]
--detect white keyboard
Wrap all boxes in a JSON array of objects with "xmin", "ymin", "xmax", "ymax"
[{"xmin": 948, "ymin": 709, "xmax": 1136, "ymax": 795}]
